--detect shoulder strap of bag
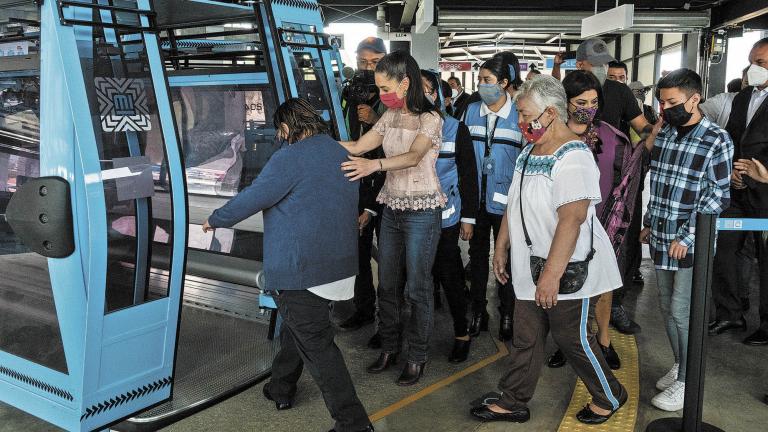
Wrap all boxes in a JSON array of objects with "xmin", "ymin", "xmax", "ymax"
[{"xmin": 519, "ymin": 147, "xmax": 595, "ymax": 260}]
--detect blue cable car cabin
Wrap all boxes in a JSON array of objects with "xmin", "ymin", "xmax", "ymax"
[{"xmin": 0, "ymin": 0, "xmax": 347, "ymax": 431}]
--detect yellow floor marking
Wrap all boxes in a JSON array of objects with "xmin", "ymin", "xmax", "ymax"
[
  {"xmin": 556, "ymin": 329, "xmax": 640, "ymax": 432},
  {"xmin": 368, "ymin": 338, "xmax": 509, "ymax": 423}
]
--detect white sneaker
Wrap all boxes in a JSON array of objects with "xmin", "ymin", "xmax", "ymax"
[
  {"xmin": 655, "ymin": 363, "xmax": 679, "ymax": 391},
  {"xmin": 652, "ymin": 381, "xmax": 685, "ymax": 411}
]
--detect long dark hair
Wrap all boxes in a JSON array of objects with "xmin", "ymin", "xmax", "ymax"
[
  {"xmin": 482, "ymin": 52, "xmax": 523, "ymax": 90},
  {"xmin": 562, "ymin": 70, "xmax": 604, "ymax": 124},
  {"xmin": 273, "ymin": 98, "xmax": 329, "ymax": 144},
  {"xmin": 375, "ymin": 51, "xmax": 441, "ymax": 116}
]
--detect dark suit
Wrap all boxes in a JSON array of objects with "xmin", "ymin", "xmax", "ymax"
[
  {"xmin": 342, "ymin": 94, "xmax": 386, "ymax": 318},
  {"xmin": 452, "ymin": 91, "xmax": 471, "ymax": 120},
  {"xmin": 713, "ymin": 87, "xmax": 768, "ymax": 326}
]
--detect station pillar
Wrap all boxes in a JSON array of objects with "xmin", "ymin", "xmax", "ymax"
[{"xmin": 411, "ymin": 26, "xmax": 439, "ymax": 71}]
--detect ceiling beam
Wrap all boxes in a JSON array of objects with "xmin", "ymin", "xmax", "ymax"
[
  {"xmin": 443, "ymin": 32, "xmax": 456, "ymax": 48},
  {"xmin": 400, "ymin": 0, "xmax": 418, "ymax": 28},
  {"xmin": 461, "ymin": 48, "xmax": 481, "ymax": 61},
  {"xmin": 711, "ymin": 2, "xmax": 768, "ymax": 29}
]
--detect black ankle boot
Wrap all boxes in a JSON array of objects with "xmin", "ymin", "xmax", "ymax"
[
  {"xmin": 468, "ymin": 311, "xmax": 489, "ymax": 337},
  {"xmin": 448, "ymin": 338, "xmax": 471, "ymax": 363},
  {"xmin": 547, "ymin": 349, "xmax": 567, "ymax": 368},
  {"xmin": 396, "ymin": 361, "xmax": 425, "ymax": 386},
  {"xmin": 367, "ymin": 352, "xmax": 398, "ymax": 374},
  {"xmin": 600, "ymin": 343, "xmax": 621, "ymax": 370},
  {"xmin": 499, "ymin": 312, "xmax": 513, "ymax": 341}
]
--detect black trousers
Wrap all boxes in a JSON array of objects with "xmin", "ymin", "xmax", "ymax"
[
  {"xmin": 713, "ymin": 204, "xmax": 768, "ymax": 327},
  {"xmin": 468, "ymin": 209, "xmax": 514, "ymax": 314},
  {"xmin": 613, "ymin": 190, "xmax": 643, "ymax": 306},
  {"xmin": 267, "ymin": 290, "xmax": 370, "ymax": 432},
  {"xmin": 433, "ymin": 223, "xmax": 469, "ymax": 337},
  {"xmin": 353, "ymin": 214, "xmax": 380, "ymax": 318}
]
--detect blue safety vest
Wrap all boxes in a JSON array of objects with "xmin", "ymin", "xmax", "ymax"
[
  {"xmin": 463, "ymin": 99, "xmax": 524, "ymax": 215},
  {"xmin": 436, "ymin": 116, "xmax": 461, "ymax": 228}
]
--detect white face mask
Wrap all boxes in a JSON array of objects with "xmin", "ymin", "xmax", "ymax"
[
  {"xmin": 747, "ymin": 64, "xmax": 768, "ymax": 87},
  {"xmin": 451, "ymin": 88, "xmax": 459, "ymax": 99}
]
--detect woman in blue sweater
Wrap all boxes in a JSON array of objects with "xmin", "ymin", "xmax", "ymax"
[{"xmin": 203, "ymin": 99, "xmax": 373, "ymax": 432}]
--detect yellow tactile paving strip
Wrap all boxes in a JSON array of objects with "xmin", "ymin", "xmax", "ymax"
[{"xmin": 557, "ymin": 329, "xmax": 639, "ymax": 432}]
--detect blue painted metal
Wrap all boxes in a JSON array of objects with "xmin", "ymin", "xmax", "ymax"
[
  {"xmin": 0, "ymin": 1, "xmax": 187, "ymax": 430},
  {"xmin": 716, "ymin": 218, "xmax": 768, "ymax": 231},
  {"xmin": 167, "ymin": 72, "xmax": 270, "ymax": 87}
]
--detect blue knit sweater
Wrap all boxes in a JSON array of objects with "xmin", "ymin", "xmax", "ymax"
[{"xmin": 208, "ymin": 134, "xmax": 359, "ymax": 290}]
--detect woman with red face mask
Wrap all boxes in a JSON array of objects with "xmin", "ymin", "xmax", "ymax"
[
  {"xmin": 340, "ymin": 51, "xmax": 444, "ymax": 386},
  {"xmin": 545, "ymin": 70, "xmax": 644, "ymax": 372},
  {"xmin": 470, "ymin": 75, "xmax": 627, "ymax": 425}
]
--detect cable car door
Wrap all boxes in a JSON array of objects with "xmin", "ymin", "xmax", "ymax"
[{"xmin": 0, "ymin": 1, "xmax": 187, "ymax": 431}]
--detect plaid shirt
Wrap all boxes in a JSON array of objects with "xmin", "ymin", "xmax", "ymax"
[{"xmin": 643, "ymin": 117, "xmax": 733, "ymax": 270}]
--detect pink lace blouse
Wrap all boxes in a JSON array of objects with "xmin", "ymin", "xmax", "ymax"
[{"xmin": 372, "ymin": 109, "xmax": 447, "ymax": 210}]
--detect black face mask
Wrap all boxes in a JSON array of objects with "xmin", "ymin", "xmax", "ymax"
[{"xmin": 662, "ymin": 99, "xmax": 693, "ymax": 127}]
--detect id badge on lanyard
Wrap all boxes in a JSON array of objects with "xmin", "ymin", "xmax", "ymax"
[{"xmin": 483, "ymin": 116, "xmax": 497, "ymax": 175}]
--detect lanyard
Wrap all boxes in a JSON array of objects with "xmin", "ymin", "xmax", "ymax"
[{"xmin": 485, "ymin": 114, "xmax": 497, "ymax": 156}]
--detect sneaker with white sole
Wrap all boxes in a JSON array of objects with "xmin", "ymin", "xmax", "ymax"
[
  {"xmin": 652, "ymin": 381, "xmax": 685, "ymax": 411},
  {"xmin": 655, "ymin": 363, "xmax": 679, "ymax": 391}
]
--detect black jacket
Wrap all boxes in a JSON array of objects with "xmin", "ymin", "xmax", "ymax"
[
  {"xmin": 452, "ymin": 91, "xmax": 472, "ymax": 120},
  {"xmin": 726, "ymin": 86, "xmax": 768, "ymax": 212},
  {"xmin": 454, "ymin": 121, "xmax": 479, "ymax": 221},
  {"xmin": 343, "ymin": 94, "xmax": 386, "ymax": 215}
]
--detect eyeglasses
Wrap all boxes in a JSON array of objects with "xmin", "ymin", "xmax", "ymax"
[{"xmin": 357, "ymin": 59, "xmax": 380, "ymax": 69}]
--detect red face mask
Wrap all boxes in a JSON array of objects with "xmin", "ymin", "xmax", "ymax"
[
  {"xmin": 380, "ymin": 80, "xmax": 406, "ymax": 109},
  {"xmin": 380, "ymin": 90, "xmax": 405, "ymax": 109},
  {"xmin": 519, "ymin": 112, "xmax": 550, "ymax": 144}
]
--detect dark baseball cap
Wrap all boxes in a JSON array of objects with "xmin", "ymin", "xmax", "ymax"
[
  {"xmin": 576, "ymin": 38, "xmax": 616, "ymax": 66},
  {"xmin": 357, "ymin": 37, "xmax": 386, "ymax": 54}
]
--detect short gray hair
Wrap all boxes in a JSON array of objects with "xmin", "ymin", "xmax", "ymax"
[{"xmin": 514, "ymin": 75, "xmax": 568, "ymax": 123}]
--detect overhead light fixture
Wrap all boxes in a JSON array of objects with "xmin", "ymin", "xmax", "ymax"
[{"xmin": 581, "ymin": 4, "xmax": 634, "ymax": 38}]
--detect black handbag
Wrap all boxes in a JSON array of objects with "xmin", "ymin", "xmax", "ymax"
[{"xmin": 519, "ymin": 150, "xmax": 595, "ymax": 295}]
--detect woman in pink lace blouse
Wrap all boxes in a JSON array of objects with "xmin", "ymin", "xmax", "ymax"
[{"xmin": 341, "ymin": 51, "xmax": 445, "ymax": 386}]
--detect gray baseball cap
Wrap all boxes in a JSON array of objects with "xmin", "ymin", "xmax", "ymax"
[
  {"xmin": 628, "ymin": 81, "xmax": 652, "ymax": 91},
  {"xmin": 356, "ymin": 37, "xmax": 386, "ymax": 54},
  {"xmin": 576, "ymin": 38, "xmax": 616, "ymax": 66}
]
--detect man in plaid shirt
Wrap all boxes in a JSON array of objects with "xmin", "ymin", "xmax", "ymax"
[{"xmin": 639, "ymin": 69, "xmax": 733, "ymax": 412}]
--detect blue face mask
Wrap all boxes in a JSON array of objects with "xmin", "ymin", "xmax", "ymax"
[{"xmin": 478, "ymin": 83, "xmax": 504, "ymax": 106}]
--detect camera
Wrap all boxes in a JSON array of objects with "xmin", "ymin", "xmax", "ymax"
[{"xmin": 342, "ymin": 69, "xmax": 377, "ymax": 106}]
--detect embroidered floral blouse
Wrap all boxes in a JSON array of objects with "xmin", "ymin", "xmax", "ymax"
[{"xmin": 372, "ymin": 109, "xmax": 447, "ymax": 210}]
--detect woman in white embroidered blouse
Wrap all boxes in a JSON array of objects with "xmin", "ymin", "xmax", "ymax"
[
  {"xmin": 469, "ymin": 76, "xmax": 627, "ymax": 425},
  {"xmin": 340, "ymin": 51, "xmax": 444, "ymax": 386}
]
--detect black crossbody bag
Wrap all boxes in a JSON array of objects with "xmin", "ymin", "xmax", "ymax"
[{"xmin": 518, "ymin": 151, "xmax": 595, "ymax": 295}]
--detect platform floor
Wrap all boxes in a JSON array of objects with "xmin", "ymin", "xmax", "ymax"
[{"xmin": 2, "ymin": 257, "xmax": 767, "ymax": 432}]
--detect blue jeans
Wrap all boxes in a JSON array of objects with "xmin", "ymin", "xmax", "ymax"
[
  {"xmin": 377, "ymin": 206, "xmax": 441, "ymax": 363},
  {"xmin": 655, "ymin": 268, "xmax": 694, "ymax": 382}
]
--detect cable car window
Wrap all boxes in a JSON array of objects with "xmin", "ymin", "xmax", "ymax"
[
  {"xmin": 170, "ymin": 84, "xmax": 278, "ymax": 261},
  {"xmin": 290, "ymin": 52, "xmax": 330, "ymax": 111},
  {"xmin": 71, "ymin": 2, "xmax": 175, "ymax": 313},
  {"xmin": 0, "ymin": 5, "xmax": 68, "ymax": 373}
]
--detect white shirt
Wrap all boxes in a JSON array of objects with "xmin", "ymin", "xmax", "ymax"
[
  {"xmin": 506, "ymin": 142, "xmax": 622, "ymax": 301},
  {"xmin": 307, "ymin": 276, "xmax": 356, "ymax": 301},
  {"xmin": 747, "ymin": 87, "xmax": 768, "ymax": 126}
]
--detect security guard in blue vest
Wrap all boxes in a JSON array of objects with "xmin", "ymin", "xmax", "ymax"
[
  {"xmin": 421, "ymin": 71, "xmax": 479, "ymax": 362},
  {"xmin": 462, "ymin": 53, "xmax": 523, "ymax": 341}
]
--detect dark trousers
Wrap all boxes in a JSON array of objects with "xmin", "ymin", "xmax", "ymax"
[
  {"xmin": 267, "ymin": 290, "xmax": 370, "ymax": 432},
  {"xmin": 433, "ymin": 223, "xmax": 469, "ymax": 337},
  {"xmin": 353, "ymin": 214, "xmax": 379, "ymax": 318},
  {"xmin": 498, "ymin": 298, "xmax": 626, "ymax": 412},
  {"xmin": 469, "ymin": 209, "xmax": 514, "ymax": 314},
  {"xmin": 378, "ymin": 207, "xmax": 441, "ymax": 363},
  {"xmin": 713, "ymin": 204, "xmax": 768, "ymax": 327}
]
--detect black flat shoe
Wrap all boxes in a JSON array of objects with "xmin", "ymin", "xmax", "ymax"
[
  {"xmin": 339, "ymin": 313, "xmax": 375, "ymax": 331},
  {"xmin": 708, "ymin": 317, "xmax": 747, "ymax": 335},
  {"xmin": 449, "ymin": 338, "xmax": 471, "ymax": 363},
  {"xmin": 763, "ymin": 394, "xmax": 768, "ymax": 406},
  {"xmin": 499, "ymin": 312, "xmax": 513, "ymax": 341},
  {"xmin": 744, "ymin": 328, "xmax": 768, "ymax": 346},
  {"xmin": 610, "ymin": 305, "xmax": 641, "ymax": 335},
  {"xmin": 547, "ymin": 349, "xmax": 567, "ymax": 368},
  {"xmin": 328, "ymin": 425, "xmax": 374, "ymax": 432},
  {"xmin": 468, "ymin": 311, "xmax": 489, "ymax": 337},
  {"xmin": 262, "ymin": 385, "xmax": 293, "ymax": 410},
  {"xmin": 575, "ymin": 388, "xmax": 628, "ymax": 424},
  {"xmin": 600, "ymin": 343, "xmax": 621, "ymax": 370},
  {"xmin": 469, "ymin": 405, "xmax": 530, "ymax": 423},
  {"xmin": 396, "ymin": 361, "xmax": 425, "ymax": 386},
  {"xmin": 367, "ymin": 352, "xmax": 398, "ymax": 374},
  {"xmin": 633, "ymin": 270, "xmax": 644, "ymax": 285},
  {"xmin": 367, "ymin": 332, "xmax": 382, "ymax": 349}
]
